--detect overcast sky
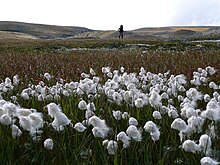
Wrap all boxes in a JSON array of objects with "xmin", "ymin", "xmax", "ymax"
[{"xmin": 1, "ymin": 0, "xmax": 220, "ymax": 30}]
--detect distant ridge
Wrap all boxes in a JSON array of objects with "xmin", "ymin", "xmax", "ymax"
[
  {"xmin": 0, "ymin": 21, "xmax": 220, "ymax": 40},
  {"xmin": 0, "ymin": 21, "xmax": 92, "ymax": 39}
]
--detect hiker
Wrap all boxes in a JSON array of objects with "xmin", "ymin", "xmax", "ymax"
[{"xmin": 118, "ymin": 25, "xmax": 124, "ymax": 39}]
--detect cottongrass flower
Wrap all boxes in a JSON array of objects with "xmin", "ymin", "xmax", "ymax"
[
  {"xmin": 12, "ymin": 75, "xmax": 20, "ymax": 86},
  {"xmin": 89, "ymin": 68, "xmax": 96, "ymax": 76},
  {"xmin": 171, "ymin": 118, "xmax": 193, "ymax": 141},
  {"xmin": 107, "ymin": 140, "xmax": 118, "ymax": 155},
  {"xmin": 89, "ymin": 116, "xmax": 110, "ymax": 138},
  {"xmin": 78, "ymin": 100, "xmax": 88, "ymax": 110},
  {"xmin": 182, "ymin": 140, "xmax": 200, "ymax": 153},
  {"xmin": 102, "ymin": 66, "xmax": 111, "ymax": 74},
  {"xmin": 85, "ymin": 110, "xmax": 94, "ymax": 119},
  {"xmin": 44, "ymin": 73, "xmax": 52, "ymax": 81},
  {"xmin": 19, "ymin": 116, "xmax": 32, "ymax": 132},
  {"xmin": 113, "ymin": 110, "xmax": 122, "ymax": 120},
  {"xmin": 44, "ymin": 138, "xmax": 53, "ymax": 150},
  {"xmin": 187, "ymin": 116, "xmax": 204, "ymax": 133},
  {"xmin": 87, "ymin": 102, "xmax": 96, "ymax": 111},
  {"xmin": 144, "ymin": 121, "xmax": 160, "ymax": 141},
  {"xmin": 46, "ymin": 103, "xmax": 62, "ymax": 118},
  {"xmin": 149, "ymin": 90, "xmax": 162, "ymax": 108},
  {"xmin": 213, "ymin": 92, "xmax": 220, "ymax": 101},
  {"xmin": 74, "ymin": 122, "xmax": 86, "ymax": 132},
  {"xmin": 5, "ymin": 77, "xmax": 12, "ymax": 88},
  {"xmin": 117, "ymin": 131, "xmax": 131, "ymax": 148},
  {"xmin": 150, "ymin": 129, "xmax": 160, "ymax": 141},
  {"xmin": 181, "ymin": 106, "xmax": 197, "ymax": 119},
  {"xmin": 17, "ymin": 108, "xmax": 32, "ymax": 116},
  {"xmin": 0, "ymin": 108, "xmax": 6, "ymax": 117},
  {"xmin": 200, "ymin": 157, "xmax": 219, "ymax": 165},
  {"xmin": 120, "ymin": 67, "xmax": 125, "ymax": 73},
  {"xmin": 171, "ymin": 118, "xmax": 188, "ymax": 132},
  {"xmin": 207, "ymin": 99, "xmax": 220, "ymax": 110},
  {"xmin": 144, "ymin": 121, "xmax": 157, "ymax": 133},
  {"xmin": 126, "ymin": 125, "xmax": 142, "ymax": 141},
  {"xmin": 51, "ymin": 112, "xmax": 71, "ymax": 131},
  {"xmin": 47, "ymin": 103, "xmax": 71, "ymax": 131},
  {"xmin": 3, "ymin": 102, "xmax": 17, "ymax": 117},
  {"xmin": 206, "ymin": 66, "xmax": 217, "ymax": 75},
  {"xmin": 178, "ymin": 86, "xmax": 186, "ymax": 92},
  {"xmin": 103, "ymin": 140, "xmax": 118, "ymax": 155},
  {"xmin": 112, "ymin": 92, "xmax": 123, "ymax": 105},
  {"xmin": 201, "ymin": 100, "xmax": 220, "ymax": 122},
  {"xmin": 199, "ymin": 134, "xmax": 212, "ymax": 156},
  {"xmin": 89, "ymin": 116, "xmax": 108, "ymax": 129},
  {"xmin": 186, "ymin": 88, "xmax": 203, "ymax": 101},
  {"xmin": 20, "ymin": 92, "xmax": 29, "ymax": 100},
  {"xmin": 0, "ymin": 114, "xmax": 12, "ymax": 126},
  {"xmin": 168, "ymin": 109, "xmax": 179, "ymax": 119},
  {"xmin": 161, "ymin": 92, "xmax": 169, "ymax": 99},
  {"xmin": 209, "ymin": 82, "xmax": 219, "ymax": 90},
  {"xmin": 11, "ymin": 124, "xmax": 22, "ymax": 139},
  {"xmin": 152, "ymin": 111, "xmax": 162, "ymax": 119},
  {"xmin": 29, "ymin": 112, "xmax": 44, "ymax": 131},
  {"xmin": 134, "ymin": 98, "xmax": 144, "ymax": 108},
  {"xmin": 204, "ymin": 94, "xmax": 211, "ymax": 102},
  {"xmin": 178, "ymin": 95, "xmax": 184, "ymax": 102},
  {"xmin": 129, "ymin": 117, "xmax": 138, "ymax": 126},
  {"xmin": 92, "ymin": 127, "xmax": 109, "ymax": 139},
  {"xmin": 122, "ymin": 112, "xmax": 129, "ymax": 119}
]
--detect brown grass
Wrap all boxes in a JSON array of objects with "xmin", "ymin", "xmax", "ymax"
[
  {"xmin": 171, "ymin": 27, "xmax": 209, "ymax": 32},
  {"xmin": 1, "ymin": 44, "xmax": 220, "ymax": 84}
]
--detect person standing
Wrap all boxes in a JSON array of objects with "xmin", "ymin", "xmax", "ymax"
[{"xmin": 118, "ymin": 25, "xmax": 124, "ymax": 39}]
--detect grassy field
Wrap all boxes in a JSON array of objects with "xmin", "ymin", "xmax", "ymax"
[{"xmin": 0, "ymin": 38, "xmax": 220, "ymax": 164}]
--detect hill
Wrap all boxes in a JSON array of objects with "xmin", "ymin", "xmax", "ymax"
[
  {"xmin": 0, "ymin": 21, "xmax": 92, "ymax": 39},
  {"xmin": 0, "ymin": 21, "xmax": 220, "ymax": 40}
]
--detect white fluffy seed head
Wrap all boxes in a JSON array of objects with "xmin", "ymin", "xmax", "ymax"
[
  {"xmin": 128, "ymin": 117, "xmax": 138, "ymax": 126},
  {"xmin": 171, "ymin": 118, "xmax": 187, "ymax": 132},
  {"xmin": 92, "ymin": 127, "xmax": 108, "ymax": 138},
  {"xmin": 29, "ymin": 112, "xmax": 43, "ymax": 131},
  {"xmin": 46, "ymin": 103, "xmax": 62, "ymax": 118},
  {"xmin": 74, "ymin": 122, "xmax": 86, "ymax": 133},
  {"xmin": 113, "ymin": 110, "xmax": 122, "ymax": 120},
  {"xmin": 107, "ymin": 140, "xmax": 118, "ymax": 155},
  {"xmin": 144, "ymin": 121, "xmax": 157, "ymax": 133},
  {"xmin": 78, "ymin": 100, "xmax": 87, "ymax": 110},
  {"xmin": 204, "ymin": 94, "xmax": 211, "ymax": 102},
  {"xmin": 152, "ymin": 111, "xmax": 162, "ymax": 120},
  {"xmin": 44, "ymin": 138, "xmax": 53, "ymax": 150},
  {"xmin": 126, "ymin": 125, "xmax": 142, "ymax": 141},
  {"xmin": 200, "ymin": 157, "xmax": 219, "ymax": 165},
  {"xmin": 11, "ymin": 124, "xmax": 22, "ymax": 138},
  {"xmin": 199, "ymin": 134, "xmax": 212, "ymax": 155},
  {"xmin": 134, "ymin": 98, "xmax": 144, "ymax": 108},
  {"xmin": 122, "ymin": 112, "xmax": 129, "ymax": 119},
  {"xmin": 150, "ymin": 129, "xmax": 160, "ymax": 141},
  {"xmin": 52, "ymin": 112, "xmax": 71, "ymax": 131},
  {"xmin": 0, "ymin": 114, "xmax": 12, "ymax": 126},
  {"xmin": 182, "ymin": 140, "xmax": 200, "ymax": 153},
  {"xmin": 187, "ymin": 116, "xmax": 204, "ymax": 133},
  {"xmin": 19, "ymin": 116, "xmax": 32, "ymax": 132},
  {"xmin": 117, "ymin": 131, "xmax": 130, "ymax": 148},
  {"xmin": 3, "ymin": 102, "xmax": 17, "ymax": 117},
  {"xmin": 87, "ymin": 102, "xmax": 96, "ymax": 111},
  {"xmin": 168, "ymin": 109, "xmax": 179, "ymax": 119}
]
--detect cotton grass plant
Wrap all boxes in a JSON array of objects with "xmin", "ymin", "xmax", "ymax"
[{"xmin": 0, "ymin": 64, "xmax": 220, "ymax": 164}]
